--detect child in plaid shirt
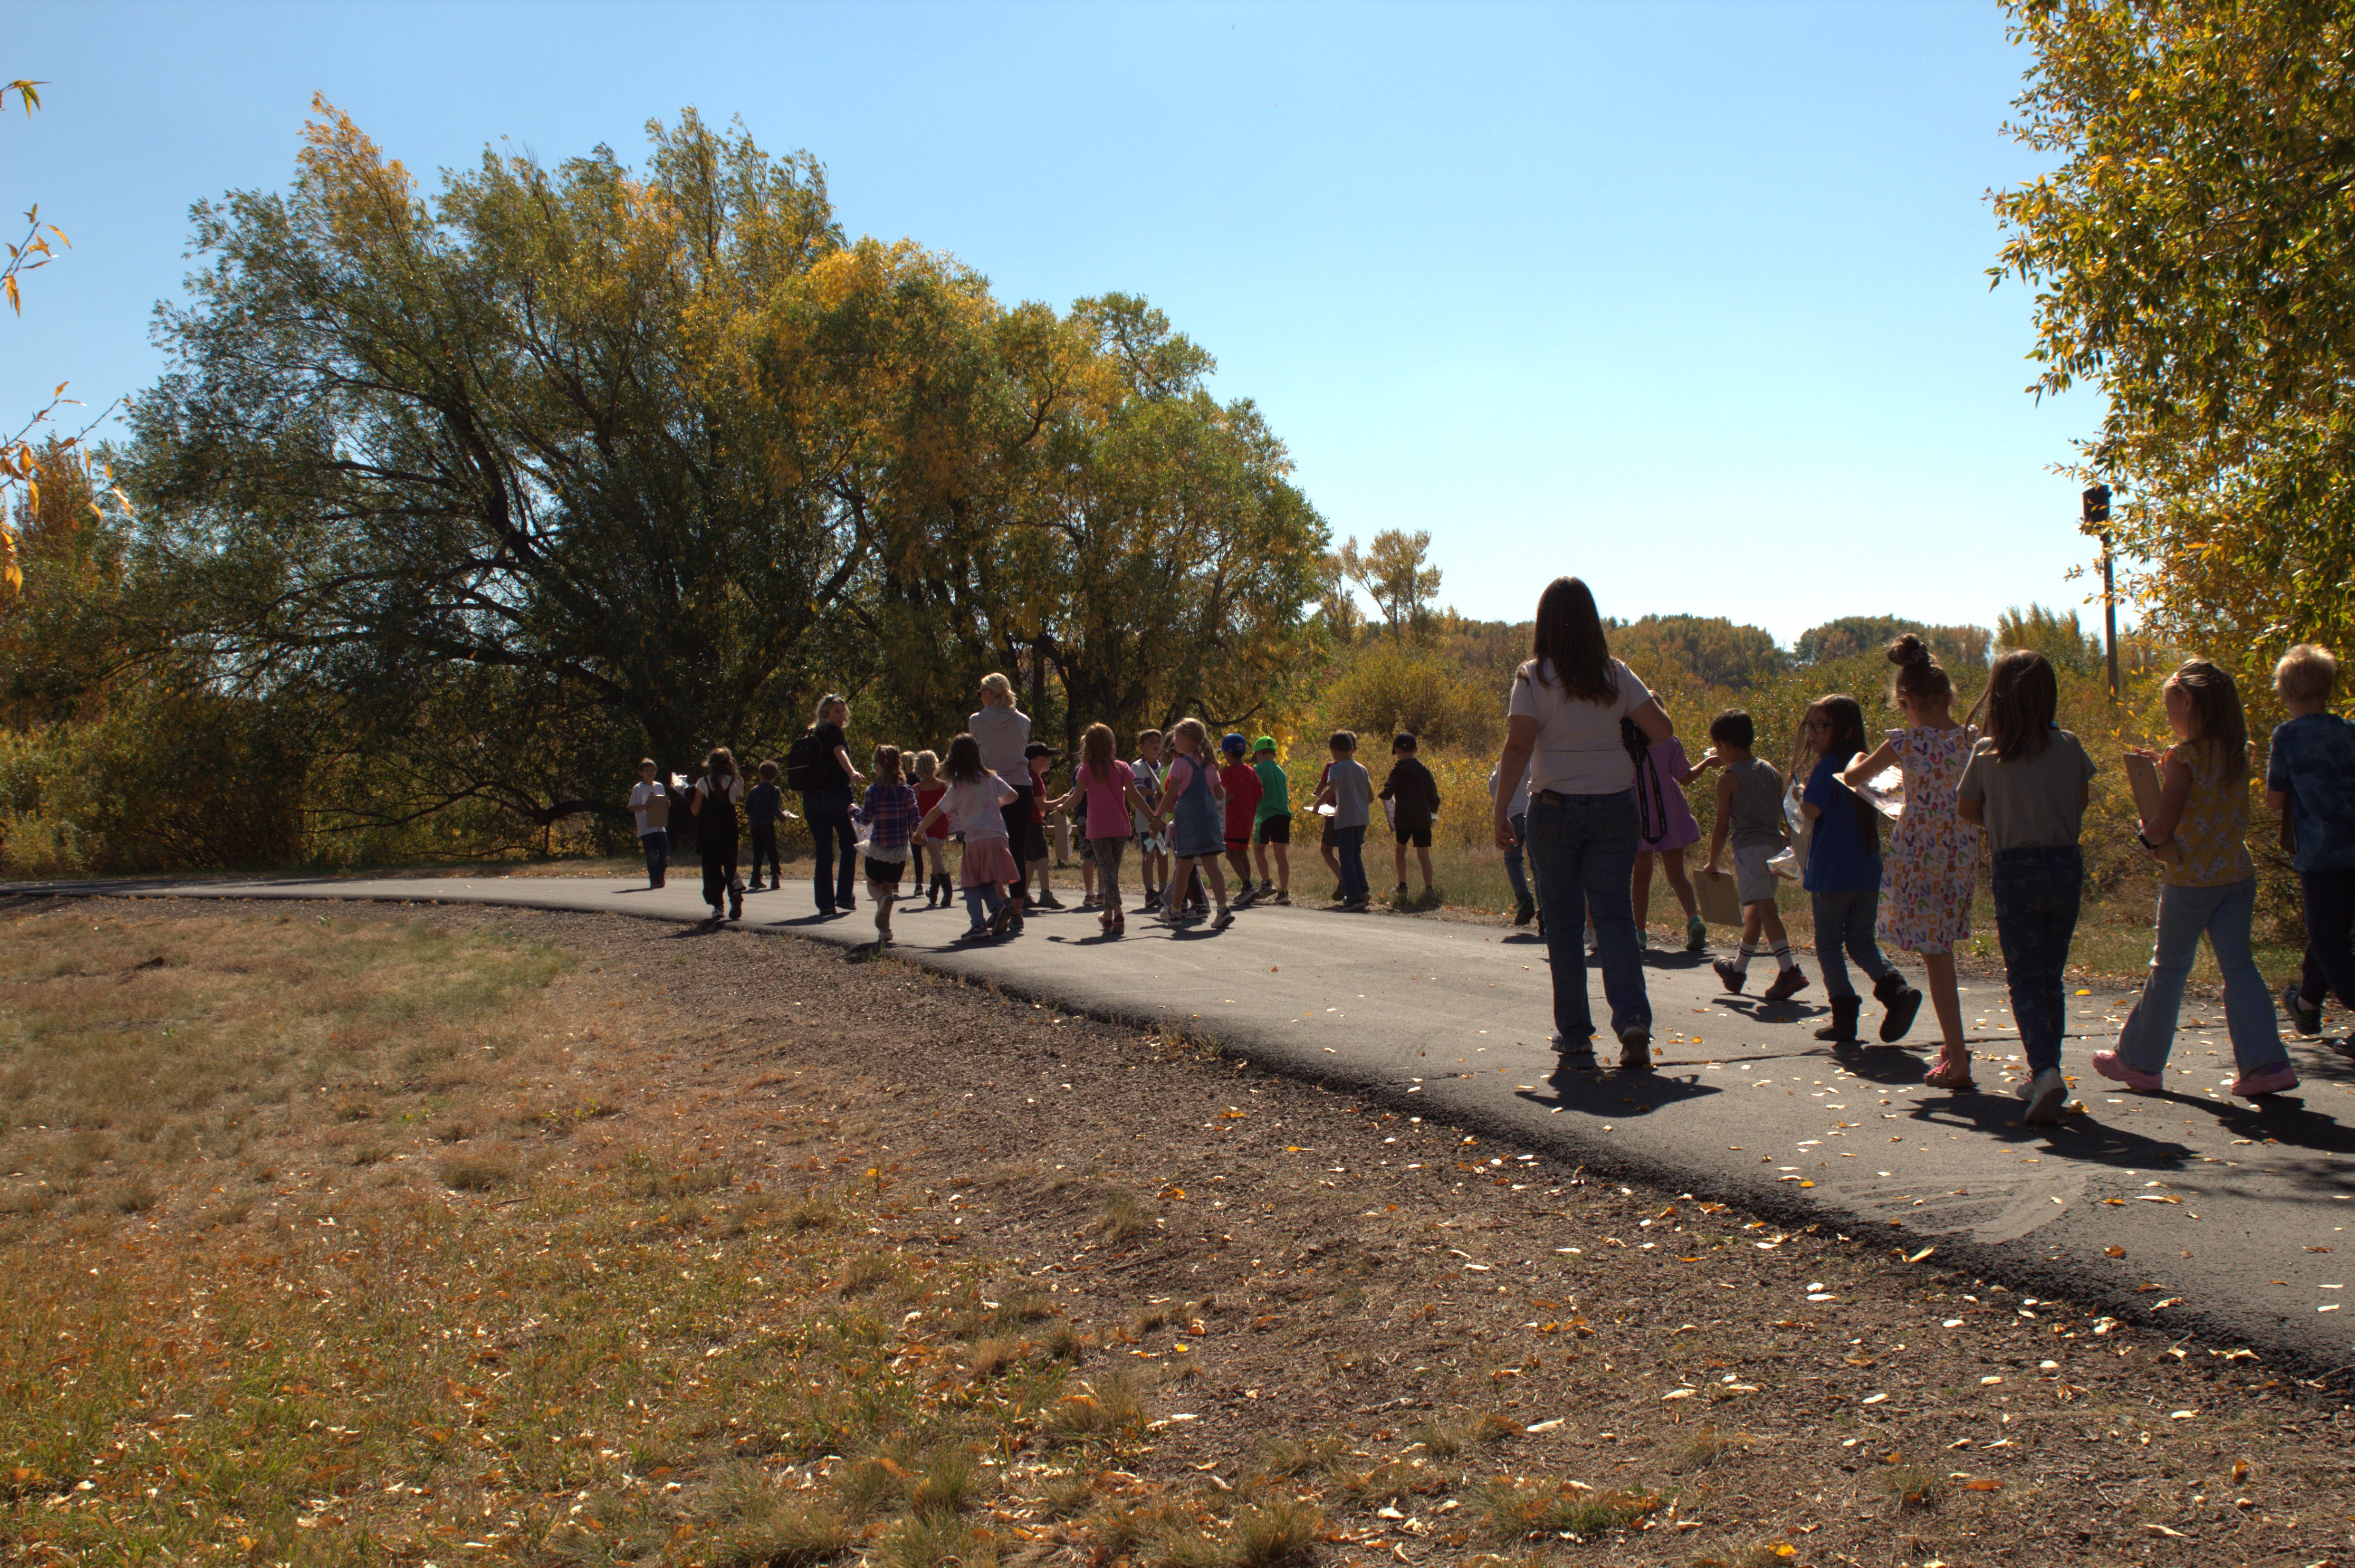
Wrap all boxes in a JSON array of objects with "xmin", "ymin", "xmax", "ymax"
[{"xmin": 854, "ymin": 746, "xmax": 920, "ymax": 948}]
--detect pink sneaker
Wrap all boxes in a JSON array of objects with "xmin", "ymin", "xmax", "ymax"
[
  {"xmin": 2091, "ymin": 1049, "xmax": 2162, "ymax": 1092},
  {"xmin": 2230, "ymin": 1062, "xmax": 2299, "ymax": 1098}
]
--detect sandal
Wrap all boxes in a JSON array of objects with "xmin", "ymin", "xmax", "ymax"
[{"xmin": 1923, "ymin": 1054, "xmax": 1977, "ymax": 1092}]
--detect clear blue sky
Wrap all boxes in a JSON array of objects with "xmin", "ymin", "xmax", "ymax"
[{"xmin": 3, "ymin": 0, "xmax": 2095, "ymax": 645}]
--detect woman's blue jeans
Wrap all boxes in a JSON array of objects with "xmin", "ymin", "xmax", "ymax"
[
  {"xmin": 1527, "ymin": 790, "xmax": 1649, "ymax": 1045},
  {"xmin": 2114, "ymin": 876, "xmax": 2289, "ymax": 1076},
  {"xmin": 1989, "ymin": 846, "xmax": 2082, "ymax": 1074}
]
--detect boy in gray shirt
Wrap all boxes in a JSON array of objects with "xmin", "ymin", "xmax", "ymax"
[
  {"xmin": 1312, "ymin": 731, "xmax": 1375, "ymax": 910},
  {"xmin": 1701, "ymin": 710, "xmax": 1806, "ymax": 1001}
]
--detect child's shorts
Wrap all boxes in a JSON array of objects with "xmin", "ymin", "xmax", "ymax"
[
  {"xmin": 864, "ymin": 853, "xmax": 908, "ymax": 883},
  {"xmin": 1134, "ymin": 827, "xmax": 1166, "ymax": 856},
  {"xmin": 1255, "ymin": 813, "xmax": 1292, "ymax": 845},
  {"xmin": 1225, "ymin": 835, "xmax": 1251, "ymax": 859},
  {"xmin": 1078, "ymin": 836, "xmax": 1096, "ymax": 863},
  {"xmin": 1733, "ymin": 843, "xmax": 1780, "ymax": 905},
  {"xmin": 1393, "ymin": 823, "xmax": 1433, "ymax": 849},
  {"xmin": 1321, "ymin": 818, "xmax": 1338, "ymax": 849}
]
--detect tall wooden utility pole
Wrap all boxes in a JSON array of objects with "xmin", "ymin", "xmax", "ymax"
[{"xmin": 2084, "ymin": 484, "xmax": 2116, "ymax": 701}]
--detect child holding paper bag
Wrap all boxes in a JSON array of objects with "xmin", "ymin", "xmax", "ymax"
[{"xmin": 2094, "ymin": 660, "xmax": 2297, "ymax": 1100}]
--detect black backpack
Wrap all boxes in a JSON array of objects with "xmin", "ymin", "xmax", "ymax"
[
  {"xmin": 1622, "ymin": 716, "xmax": 1665, "ymax": 844},
  {"xmin": 782, "ymin": 727, "xmax": 823, "ymax": 790}
]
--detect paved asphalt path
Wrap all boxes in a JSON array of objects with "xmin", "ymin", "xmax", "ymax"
[{"xmin": 11, "ymin": 871, "xmax": 2353, "ymax": 1375}]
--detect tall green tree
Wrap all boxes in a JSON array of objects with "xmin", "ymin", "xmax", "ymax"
[
  {"xmin": 1034, "ymin": 296, "xmax": 1328, "ymax": 744},
  {"xmin": 1995, "ymin": 0, "xmax": 2355, "ymax": 663},
  {"xmin": 127, "ymin": 100, "xmax": 852, "ymax": 795}
]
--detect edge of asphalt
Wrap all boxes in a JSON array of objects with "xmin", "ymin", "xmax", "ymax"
[{"xmin": 7, "ymin": 876, "xmax": 2349, "ymax": 1394}]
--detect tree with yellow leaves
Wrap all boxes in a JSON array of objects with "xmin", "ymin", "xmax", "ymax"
[{"xmin": 1994, "ymin": 0, "xmax": 2355, "ymax": 664}]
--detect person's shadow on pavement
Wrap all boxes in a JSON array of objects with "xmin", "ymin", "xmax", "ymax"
[
  {"xmin": 1903, "ymin": 1092, "xmax": 2197, "ymax": 1169},
  {"xmin": 1516, "ymin": 1063, "xmax": 1722, "ymax": 1118},
  {"xmin": 2191, "ymin": 1091, "xmax": 2354, "ymax": 1160},
  {"xmin": 1827, "ymin": 1041, "xmax": 1937, "ymax": 1086}
]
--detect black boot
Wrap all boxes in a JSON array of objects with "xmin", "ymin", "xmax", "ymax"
[
  {"xmin": 1873, "ymin": 971, "xmax": 1923, "ymax": 1042},
  {"xmin": 1815, "ymin": 995, "xmax": 1862, "ymax": 1043}
]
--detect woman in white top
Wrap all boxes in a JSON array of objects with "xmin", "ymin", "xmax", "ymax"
[
  {"xmin": 969, "ymin": 673, "xmax": 1038, "ymax": 929},
  {"xmin": 1490, "ymin": 576, "xmax": 1673, "ymax": 1069}
]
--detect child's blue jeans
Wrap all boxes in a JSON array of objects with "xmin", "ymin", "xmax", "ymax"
[
  {"xmin": 1503, "ymin": 811, "xmax": 1532, "ymax": 910},
  {"xmin": 1989, "ymin": 846, "xmax": 2082, "ymax": 1075},
  {"xmin": 639, "ymin": 829, "xmax": 668, "ymax": 885},
  {"xmin": 1335, "ymin": 825, "xmax": 1369, "ymax": 902},
  {"xmin": 1809, "ymin": 887, "xmax": 1895, "ymax": 999},
  {"xmin": 2114, "ymin": 876, "xmax": 2289, "ymax": 1076},
  {"xmin": 962, "ymin": 882, "xmax": 1005, "ymax": 930},
  {"xmin": 1527, "ymin": 790, "xmax": 1649, "ymax": 1046}
]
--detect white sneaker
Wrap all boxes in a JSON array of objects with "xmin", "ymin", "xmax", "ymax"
[{"xmin": 2021, "ymin": 1067, "xmax": 2068, "ymax": 1124}]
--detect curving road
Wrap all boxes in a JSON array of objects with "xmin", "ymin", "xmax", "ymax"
[{"xmin": 10, "ymin": 871, "xmax": 2351, "ymax": 1374}]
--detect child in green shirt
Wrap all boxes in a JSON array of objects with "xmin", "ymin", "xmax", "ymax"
[{"xmin": 1249, "ymin": 736, "xmax": 1293, "ymax": 905}]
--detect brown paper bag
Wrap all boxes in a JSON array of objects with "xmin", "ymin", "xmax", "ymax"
[
  {"xmin": 1696, "ymin": 867, "xmax": 1744, "ymax": 926},
  {"xmin": 2120, "ymin": 752, "xmax": 2184, "ymax": 866}
]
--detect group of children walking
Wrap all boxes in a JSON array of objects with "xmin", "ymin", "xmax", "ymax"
[
  {"xmin": 1676, "ymin": 634, "xmax": 2350, "ymax": 1127},
  {"xmin": 627, "ymin": 641, "xmax": 2355, "ymax": 1128}
]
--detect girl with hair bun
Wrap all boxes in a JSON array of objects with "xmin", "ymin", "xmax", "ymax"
[{"xmin": 1843, "ymin": 635, "xmax": 1981, "ymax": 1089}]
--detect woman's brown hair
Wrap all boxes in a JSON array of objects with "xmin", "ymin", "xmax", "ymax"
[
  {"xmin": 2164, "ymin": 659, "xmax": 2250, "ymax": 784},
  {"xmin": 1521, "ymin": 576, "xmax": 1617, "ymax": 703},
  {"xmin": 1971, "ymin": 649, "xmax": 2056, "ymax": 762},
  {"xmin": 1885, "ymin": 633, "xmax": 1953, "ymax": 706},
  {"xmin": 1081, "ymin": 722, "xmax": 1118, "ymax": 782}
]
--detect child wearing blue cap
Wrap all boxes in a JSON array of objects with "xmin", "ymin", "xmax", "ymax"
[{"xmin": 1218, "ymin": 732, "xmax": 1265, "ymax": 905}]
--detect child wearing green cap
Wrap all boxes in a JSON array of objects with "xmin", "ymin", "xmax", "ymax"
[{"xmin": 1250, "ymin": 736, "xmax": 1292, "ymax": 904}]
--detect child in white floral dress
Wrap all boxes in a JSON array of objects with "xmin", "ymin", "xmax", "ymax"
[{"xmin": 1843, "ymin": 636, "xmax": 1982, "ymax": 1089}]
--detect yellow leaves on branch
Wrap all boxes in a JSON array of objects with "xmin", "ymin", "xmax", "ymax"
[{"xmin": 296, "ymin": 94, "xmax": 421, "ymax": 251}]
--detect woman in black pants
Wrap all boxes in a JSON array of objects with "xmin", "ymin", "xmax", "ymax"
[
  {"xmin": 689, "ymin": 747, "xmax": 746, "ymax": 922},
  {"xmin": 801, "ymin": 694, "xmax": 866, "ymax": 917}
]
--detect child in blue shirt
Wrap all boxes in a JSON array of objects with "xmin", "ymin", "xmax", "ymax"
[
  {"xmin": 2266, "ymin": 643, "xmax": 2355, "ymax": 1047},
  {"xmin": 1798, "ymin": 694, "xmax": 1922, "ymax": 1046}
]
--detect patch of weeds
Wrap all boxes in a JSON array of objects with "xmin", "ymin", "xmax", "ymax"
[
  {"xmin": 1479, "ymin": 1477, "xmax": 1667, "ymax": 1542},
  {"xmin": 1030, "ymin": 1469, "xmax": 1095, "ymax": 1520},
  {"xmin": 1259, "ymin": 1431, "xmax": 1350, "ymax": 1478},
  {"xmin": 838, "ymin": 1251, "xmax": 900, "ymax": 1296},
  {"xmin": 965, "ymin": 1336, "xmax": 1020, "ymax": 1378},
  {"xmin": 1079, "ymin": 1496, "xmax": 1191, "ymax": 1561},
  {"xmin": 437, "ymin": 1153, "xmax": 518, "ymax": 1192},
  {"xmin": 788, "ymin": 1193, "xmax": 840, "ymax": 1232},
  {"xmin": 1407, "ymin": 1420, "xmax": 1462, "ymax": 1459},
  {"xmin": 1045, "ymin": 1373, "xmax": 1146, "ymax": 1444},
  {"xmin": 909, "ymin": 1446, "xmax": 982, "ymax": 1521},
  {"xmin": 1230, "ymin": 1500, "xmax": 1324, "ymax": 1568},
  {"xmin": 1880, "ymin": 1463, "xmax": 1947, "ymax": 1511},
  {"xmin": 1095, "ymin": 1187, "xmax": 1154, "ymax": 1243},
  {"xmin": 700, "ymin": 1466, "xmax": 854, "ymax": 1568},
  {"xmin": 874, "ymin": 1512, "xmax": 984, "ymax": 1568},
  {"xmin": 1671, "ymin": 1425, "xmax": 1761, "ymax": 1472},
  {"xmin": 109, "ymin": 1179, "xmax": 158, "ymax": 1214},
  {"xmin": 622, "ymin": 1147, "xmax": 734, "ymax": 1200}
]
